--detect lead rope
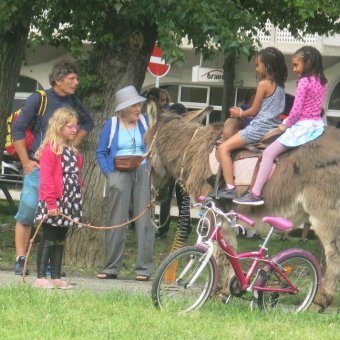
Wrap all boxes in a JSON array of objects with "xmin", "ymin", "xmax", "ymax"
[
  {"xmin": 168, "ymin": 180, "xmax": 191, "ymax": 248},
  {"xmin": 22, "ymin": 200, "xmax": 155, "ymax": 284},
  {"xmin": 164, "ymin": 129, "xmax": 201, "ymax": 283}
]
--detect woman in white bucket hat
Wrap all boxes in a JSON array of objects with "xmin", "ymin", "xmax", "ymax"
[{"xmin": 96, "ymin": 85, "xmax": 154, "ymax": 281}]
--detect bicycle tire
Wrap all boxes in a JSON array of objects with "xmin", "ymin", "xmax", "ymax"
[
  {"xmin": 257, "ymin": 248, "xmax": 322, "ymax": 313},
  {"xmin": 151, "ymin": 246, "xmax": 218, "ymax": 312}
]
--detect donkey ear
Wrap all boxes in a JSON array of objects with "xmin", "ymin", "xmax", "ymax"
[
  {"xmin": 181, "ymin": 106, "xmax": 214, "ymax": 123},
  {"xmin": 145, "ymin": 99, "xmax": 160, "ymax": 127}
]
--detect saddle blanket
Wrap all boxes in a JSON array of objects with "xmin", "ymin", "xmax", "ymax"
[{"xmin": 209, "ymin": 146, "xmax": 258, "ymax": 186}]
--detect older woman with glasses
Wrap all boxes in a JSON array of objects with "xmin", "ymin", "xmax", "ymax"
[{"xmin": 96, "ymin": 85, "xmax": 154, "ymax": 281}]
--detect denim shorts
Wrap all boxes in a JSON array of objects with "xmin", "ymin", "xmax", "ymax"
[{"xmin": 15, "ymin": 168, "xmax": 40, "ymax": 225}]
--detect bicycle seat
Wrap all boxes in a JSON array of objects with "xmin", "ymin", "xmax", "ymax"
[{"xmin": 262, "ymin": 216, "xmax": 293, "ymax": 232}]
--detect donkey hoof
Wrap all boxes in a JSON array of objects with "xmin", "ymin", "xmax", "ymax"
[{"xmin": 309, "ymin": 302, "xmax": 325, "ymax": 313}]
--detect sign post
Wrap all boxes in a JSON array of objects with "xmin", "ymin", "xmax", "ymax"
[{"xmin": 147, "ymin": 46, "xmax": 171, "ymax": 87}]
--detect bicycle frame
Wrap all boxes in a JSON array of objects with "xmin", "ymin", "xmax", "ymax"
[{"xmin": 214, "ymin": 227, "xmax": 299, "ymax": 294}]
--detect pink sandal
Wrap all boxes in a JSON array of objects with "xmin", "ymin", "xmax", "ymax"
[
  {"xmin": 51, "ymin": 279, "xmax": 72, "ymax": 289},
  {"xmin": 35, "ymin": 278, "xmax": 54, "ymax": 289}
]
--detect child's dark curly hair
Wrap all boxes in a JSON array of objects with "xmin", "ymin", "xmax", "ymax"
[
  {"xmin": 257, "ymin": 47, "xmax": 287, "ymax": 87},
  {"xmin": 294, "ymin": 46, "xmax": 327, "ymax": 85}
]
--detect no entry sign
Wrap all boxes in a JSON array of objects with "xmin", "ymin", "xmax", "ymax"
[{"xmin": 147, "ymin": 47, "xmax": 171, "ymax": 78}]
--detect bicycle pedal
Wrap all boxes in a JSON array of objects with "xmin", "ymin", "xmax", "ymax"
[
  {"xmin": 222, "ymin": 295, "xmax": 232, "ymax": 304},
  {"xmin": 250, "ymin": 298, "xmax": 258, "ymax": 311},
  {"xmin": 216, "ymin": 293, "xmax": 230, "ymax": 304}
]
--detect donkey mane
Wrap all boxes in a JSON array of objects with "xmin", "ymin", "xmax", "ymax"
[{"xmin": 148, "ymin": 116, "xmax": 223, "ymax": 197}]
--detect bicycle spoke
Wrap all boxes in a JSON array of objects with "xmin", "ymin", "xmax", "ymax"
[
  {"xmin": 152, "ymin": 247, "xmax": 216, "ymax": 312},
  {"xmin": 258, "ymin": 255, "xmax": 319, "ymax": 313}
]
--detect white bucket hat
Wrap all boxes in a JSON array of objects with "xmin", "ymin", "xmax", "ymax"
[{"xmin": 114, "ymin": 85, "xmax": 146, "ymax": 112}]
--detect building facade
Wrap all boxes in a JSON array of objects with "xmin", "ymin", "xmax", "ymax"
[{"xmin": 16, "ymin": 24, "xmax": 340, "ymax": 126}]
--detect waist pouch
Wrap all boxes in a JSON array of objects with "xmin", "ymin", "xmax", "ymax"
[{"xmin": 114, "ymin": 155, "xmax": 144, "ymax": 171}]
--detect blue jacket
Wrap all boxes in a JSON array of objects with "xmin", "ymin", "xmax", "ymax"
[{"xmin": 96, "ymin": 115, "xmax": 149, "ymax": 177}]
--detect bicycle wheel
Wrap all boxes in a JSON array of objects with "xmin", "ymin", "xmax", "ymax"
[
  {"xmin": 257, "ymin": 249, "xmax": 321, "ymax": 313},
  {"xmin": 151, "ymin": 246, "xmax": 217, "ymax": 312}
]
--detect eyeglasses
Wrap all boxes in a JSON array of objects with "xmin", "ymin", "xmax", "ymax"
[{"xmin": 64, "ymin": 124, "xmax": 79, "ymax": 130}]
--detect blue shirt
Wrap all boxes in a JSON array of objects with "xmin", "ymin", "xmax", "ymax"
[
  {"xmin": 96, "ymin": 115, "xmax": 149, "ymax": 176},
  {"xmin": 12, "ymin": 88, "xmax": 94, "ymax": 158},
  {"xmin": 116, "ymin": 127, "xmax": 143, "ymax": 156}
]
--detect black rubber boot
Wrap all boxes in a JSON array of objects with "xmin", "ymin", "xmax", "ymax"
[
  {"xmin": 50, "ymin": 242, "xmax": 64, "ymax": 279},
  {"xmin": 37, "ymin": 240, "xmax": 54, "ymax": 278}
]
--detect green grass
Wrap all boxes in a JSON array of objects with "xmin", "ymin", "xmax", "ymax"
[
  {"xmin": 1, "ymin": 198, "xmax": 339, "ymax": 340},
  {"xmin": 0, "ymin": 201, "xmax": 17, "ymax": 220},
  {"xmin": 0, "ymin": 201, "xmax": 19, "ymax": 266},
  {"xmin": 0, "ymin": 287, "xmax": 339, "ymax": 340}
]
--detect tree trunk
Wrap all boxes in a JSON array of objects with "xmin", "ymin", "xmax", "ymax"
[
  {"xmin": 220, "ymin": 52, "xmax": 236, "ymax": 122},
  {"xmin": 0, "ymin": 26, "xmax": 29, "ymax": 162},
  {"xmin": 64, "ymin": 24, "xmax": 157, "ymax": 267}
]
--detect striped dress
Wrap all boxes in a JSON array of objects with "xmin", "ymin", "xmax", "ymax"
[{"xmin": 240, "ymin": 85, "xmax": 285, "ymax": 144}]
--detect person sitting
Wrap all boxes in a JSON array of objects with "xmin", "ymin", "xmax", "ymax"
[
  {"xmin": 222, "ymin": 88, "xmax": 256, "ymax": 140},
  {"xmin": 145, "ymin": 87, "xmax": 171, "ymax": 112},
  {"xmin": 217, "ymin": 47, "xmax": 287, "ymax": 199}
]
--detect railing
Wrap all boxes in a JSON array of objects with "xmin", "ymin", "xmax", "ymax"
[
  {"xmin": 181, "ymin": 21, "xmax": 340, "ymax": 52},
  {"xmin": 257, "ymin": 20, "xmax": 317, "ymax": 45},
  {"xmin": 0, "ymin": 172, "xmax": 23, "ymax": 207}
]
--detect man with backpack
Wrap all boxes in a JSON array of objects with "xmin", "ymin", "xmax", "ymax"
[{"xmin": 12, "ymin": 60, "xmax": 94, "ymax": 275}]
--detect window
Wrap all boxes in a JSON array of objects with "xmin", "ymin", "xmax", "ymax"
[
  {"xmin": 328, "ymin": 81, "xmax": 340, "ymax": 110},
  {"xmin": 11, "ymin": 76, "xmax": 44, "ymax": 111},
  {"xmin": 179, "ymin": 85, "xmax": 209, "ymax": 106},
  {"xmin": 326, "ymin": 81, "xmax": 340, "ymax": 127},
  {"xmin": 16, "ymin": 75, "xmax": 43, "ymax": 92},
  {"xmin": 161, "ymin": 85, "xmax": 178, "ymax": 104},
  {"xmin": 142, "ymin": 84, "xmax": 227, "ymax": 124}
]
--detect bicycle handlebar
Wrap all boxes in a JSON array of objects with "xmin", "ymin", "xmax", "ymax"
[
  {"xmin": 196, "ymin": 195, "xmax": 255, "ymax": 227},
  {"xmin": 236, "ymin": 212, "xmax": 255, "ymax": 227}
]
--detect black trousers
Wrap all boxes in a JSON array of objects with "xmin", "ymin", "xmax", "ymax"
[{"xmin": 36, "ymin": 223, "xmax": 68, "ymax": 279}]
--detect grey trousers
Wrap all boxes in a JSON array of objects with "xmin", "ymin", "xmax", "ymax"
[{"xmin": 103, "ymin": 163, "xmax": 155, "ymax": 276}]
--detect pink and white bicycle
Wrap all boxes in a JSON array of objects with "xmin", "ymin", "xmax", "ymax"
[{"xmin": 152, "ymin": 196, "xmax": 322, "ymax": 313}]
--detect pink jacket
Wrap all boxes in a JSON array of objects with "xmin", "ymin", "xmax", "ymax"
[
  {"xmin": 285, "ymin": 76, "xmax": 326, "ymax": 128},
  {"xmin": 39, "ymin": 143, "xmax": 83, "ymax": 210}
]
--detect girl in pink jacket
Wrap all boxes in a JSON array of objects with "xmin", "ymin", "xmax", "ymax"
[{"xmin": 34, "ymin": 107, "xmax": 83, "ymax": 289}]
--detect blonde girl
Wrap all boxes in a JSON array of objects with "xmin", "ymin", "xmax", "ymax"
[{"xmin": 34, "ymin": 107, "xmax": 83, "ymax": 289}]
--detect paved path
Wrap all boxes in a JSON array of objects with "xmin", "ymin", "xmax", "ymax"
[
  {"xmin": 0, "ymin": 270, "xmax": 152, "ymax": 294},
  {"xmin": 1, "ymin": 270, "xmax": 338, "ymax": 314}
]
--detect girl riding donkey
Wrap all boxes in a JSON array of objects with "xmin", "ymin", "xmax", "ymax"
[
  {"xmin": 217, "ymin": 47, "xmax": 287, "ymax": 199},
  {"xmin": 234, "ymin": 46, "xmax": 327, "ymax": 205},
  {"xmin": 34, "ymin": 107, "xmax": 83, "ymax": 289}
]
